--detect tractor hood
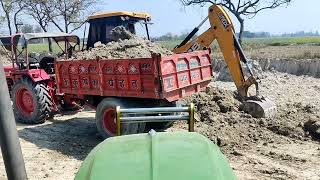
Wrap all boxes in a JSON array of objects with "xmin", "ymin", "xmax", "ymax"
[{"xmin": 75, "ymin": 132, "xmax": 236, "ymax": 180}]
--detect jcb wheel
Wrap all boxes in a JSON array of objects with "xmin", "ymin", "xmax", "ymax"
[
  {"xmin": 12, "ymin": 78, "xmax": 53, "ymax": 124},
  {"xmin": 95, "ymin": 98, "xmax": 145, "ymax": 139}
]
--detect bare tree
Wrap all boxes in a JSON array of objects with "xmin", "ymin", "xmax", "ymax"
[
  {"xmin": 180, "ymin": 0, "xmax": 292, "ymax": 44},
  {"xmin": 23, "ymin": 1, "xmax": 49, "ymax": 33},
  {"xmin": 13, "ymin": 1, "xmax": 25, "ymax": 33},
  {"xmin": 22, "ymin": 0, "xmax": 97, "ymax": 34},
  {"xmin": 0, "ymin": 0, "xmax": 14, "ymax": 34},
  {"xmin": 0, "ymin": 0, "xmax": 25, "ymax": 34},
  {"xmin": 23, "ymin": 0, "xmax": 52, "ymax": 51},
  {"xmin": 45, "ymin": 0, "xmax": 97, "ymax": 33},
  {"xmin": 0, "ymin": 9, "xmax": 5, "ymax": 28}
]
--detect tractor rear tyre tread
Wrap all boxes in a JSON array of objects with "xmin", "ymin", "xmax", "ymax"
[{"xmin": 12, "ymin": 78, "xmax": 53, "ymax": 124}]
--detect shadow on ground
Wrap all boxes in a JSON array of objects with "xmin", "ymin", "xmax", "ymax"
[{"xmin": 18, "ymin": 117, "xmax": 102, "ymax": 160}]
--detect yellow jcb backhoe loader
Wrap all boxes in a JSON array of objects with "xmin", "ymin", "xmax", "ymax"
[{"xmin": 174, "ymin": 5, "xmax": 276, "ymax": 118}]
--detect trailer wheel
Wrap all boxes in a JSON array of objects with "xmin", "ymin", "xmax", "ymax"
[
  {"xmin": 12, "ymin": 78, "xmax": 53, "ymax": 124},
  {"xmin": 96, "ymin": 98, "xmax": 144, "ymax": 138}
]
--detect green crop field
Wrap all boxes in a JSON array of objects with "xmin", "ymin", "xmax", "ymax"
[
  {"xmin": 157, "ymin": 36, "xmax": 320, "ymax": 50},
  {"xmin": 156, "ymin": 40, "xmax": 182, "ymax": 50},
  {"xmin": 17, "ymin": 36, "xmax": 320, "ymax": 60},
  {"xmin": 156, "ymin": 36, "xmax": 320, "ymax": 60},
  {"xmin": 22, "ymin": 42, "xmax": 81, "ymax": 55},
  {"xmin": 27, "ymin": 44, "xmax": 61, "ymax": 54},
  {"xmin": 244, "ymin": 36, "xmax": 320, "ymax": 45},
  {"xmin": 242, "ymin": 36, "xmax": 320, "ymax": 50}
]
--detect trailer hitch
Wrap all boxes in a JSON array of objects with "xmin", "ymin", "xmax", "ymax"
[{"xmin": 116, "ymin": 104, "xmax": 195, "ymax": 136}]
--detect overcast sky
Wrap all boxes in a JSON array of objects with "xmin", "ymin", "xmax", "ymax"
[
  {"xmin": 99, "ymin": 0, "xmax": 318, "ymax": 37},
  {"xmin": 1, "ymin": 0, "xmax": 317, "ymax": 37}
]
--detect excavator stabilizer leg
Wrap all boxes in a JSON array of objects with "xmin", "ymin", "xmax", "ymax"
[{"xmin": 243, "ymin": 98, "xmax": 277, "ymax": 118}]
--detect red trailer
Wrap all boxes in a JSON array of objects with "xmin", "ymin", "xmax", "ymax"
[
  {"xmin": 55, "ymin": 51, "xmax": 212, "ymax": 102},
  {"xmin": 55, "ymin": 51, "xmax": 212, "ymax": 137},
  {"xmin": 1, "ymin": 33, "xmax": 213, "ymax": 138}
]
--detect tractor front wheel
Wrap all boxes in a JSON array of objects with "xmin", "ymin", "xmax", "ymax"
[{"xmin": 12, "ymin": 78, "xmax": 53, "ymax": 124}]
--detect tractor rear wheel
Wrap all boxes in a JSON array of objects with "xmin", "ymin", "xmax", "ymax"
[
  {"xmin": 95, "ymin": 98, "xmax": 145, "ymax": 139},
  {"xmin": 12, "ymin": 78, "xmax": 53, "ymax": 124}
]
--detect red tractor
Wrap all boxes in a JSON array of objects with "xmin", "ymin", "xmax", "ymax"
[
  {"xmin": 1, "ymin": 33, "xmax": 81, "ymax": 123},
  {"xmin": 0, "ymin": 12, "xmax": 213, "ymax": 138}
]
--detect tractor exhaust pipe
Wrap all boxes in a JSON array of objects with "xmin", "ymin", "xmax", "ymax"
[{"xmin": 0, "ymin": 62, "xmax": 27, "ymax": 180}]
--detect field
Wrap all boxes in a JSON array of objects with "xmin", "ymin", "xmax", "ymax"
[
  {"xmin": 243, "ymin": 36, "xmax": 320, "ymax": 46},
  {"xmin": 158, "ymin": 36, "xmax": 320, "ymax": 59},
  {"xmin": 158, "ymin": 36, "xmax": 320, "ymax": 48},
  {"xmin": 14, "ymin": 36, "xmax": 320, "ymax": 60}
]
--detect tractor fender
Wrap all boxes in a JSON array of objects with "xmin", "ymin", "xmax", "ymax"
[
  {"xmin": 25, "ymin": 69, "xmax": 50, "ymax": 82},
  {"xmin": 5, "ymin": 69, "xmax": 50, "ymax": 86}
]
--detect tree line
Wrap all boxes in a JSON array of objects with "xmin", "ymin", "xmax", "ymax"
[
  {"xmin": 1, "ymin": 0, "xmax": 296, "ymax": 44},
  {"xmin": 240, "ymin": 31, "xmax": 320, "ymax": 38},
  {"xmin": 0, "ymin": 0, "xmax": 97, "ymax": 35},
  {"xmin": 154, "ymin": 30, "xmax": 320, "ymax": 41},
  {"xmin": 180, "ymin": 0, "xmax": 293, "ymax": 44},
  {"xmin": 153, "ymin": 32, "xmax": 190, "ymax": 41}
]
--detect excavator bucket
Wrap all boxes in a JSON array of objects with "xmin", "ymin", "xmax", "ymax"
[{"xmin": 243, "ymin": 97, "xmax": 277, "ymax": 118}]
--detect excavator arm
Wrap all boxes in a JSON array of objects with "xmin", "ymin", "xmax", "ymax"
[{"xmin": 174, "ymin": 5, "xmax": 276, "ymax": 118}]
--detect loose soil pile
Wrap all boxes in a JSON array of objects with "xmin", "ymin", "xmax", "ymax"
[
  {"xmin": 0, "ymin": 46, "xmax": 11, "ymax": 65},
  {"xmin": 259, "ymin": 58, "xmax": 320, "ymax": 78},
  {"xmin": 212, "ymin": 59, "xmax": 265, "ymax": 82},
  {"xmin": 172, "ymin": 70, "xmax": 320, "ymax": 179},
  {"xmin": 182, "ymin": 85, "xmax": 319, "ymax": 152},
  {"xmin": 74, "ymin": 26, "xmax": 172, "ymax": 60}
]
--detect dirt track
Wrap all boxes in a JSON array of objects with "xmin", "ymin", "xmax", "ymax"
[{"xmin": 0, "ymin": 71, "xmax": 320, "ymax": 179}]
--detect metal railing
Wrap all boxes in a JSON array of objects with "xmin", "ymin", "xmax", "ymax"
[{"xmin": 116, "ymin": 103, "xmax": 195, "ymax": 136}]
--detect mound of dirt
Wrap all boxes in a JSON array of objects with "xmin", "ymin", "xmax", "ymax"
[
  {"xmin": 110, "ymin": 26, "xmax": 135, "ymax": 41},
  {"xmin": 212, "ymin": 59, "xmax": 264, "ymax": 81},
  {"xmin": 74, "ymin": 26, "xmax": 173, "ymax": 60},
  {"xmin": 182, "ymin": 86, "xmax": 276, "ymax": 150},
  {"xmin": 0, "ymin": 46, "xmax": 11, "ymax": 65},
  {"xmin": 180, "ymin": 82, "xmax": 318, "ymax": 153},
  {"xmin": 259, "ymin": 58, "xmax": 320, "ymax": 78}
]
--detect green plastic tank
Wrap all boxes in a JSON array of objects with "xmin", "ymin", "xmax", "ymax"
[{"xmin": 75, "ymin": 131, "xmax": 236, "ymax": 180}]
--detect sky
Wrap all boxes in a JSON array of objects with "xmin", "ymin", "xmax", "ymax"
[
  {"xmin": 0, "ymin": 0, "xmax": 318, "ymax": 37},
  {"xmin": 96, "ymin": 0, "xmax": 319, "ymax": 37}
]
